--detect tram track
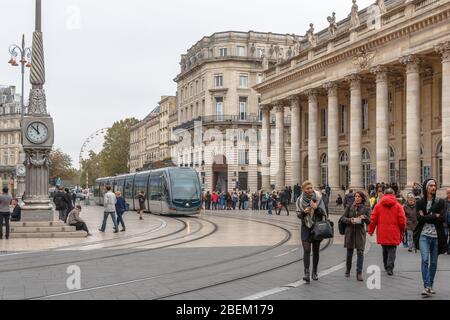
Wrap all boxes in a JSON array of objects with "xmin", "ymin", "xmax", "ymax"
[
  {"xmin": 0, "ymin": 217, "xmax": 218, "ymax": 274},
  {"xmin": 28, "ymin": 213, "xmax": 312, "ymax": 300}
]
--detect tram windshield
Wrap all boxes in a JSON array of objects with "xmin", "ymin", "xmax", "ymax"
[{"xmin": 169, "ymin": 169, "xmax": 201, "ymax": 200}]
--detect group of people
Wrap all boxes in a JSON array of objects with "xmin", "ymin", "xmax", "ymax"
[
  {"xmin": 296, "ymin": 178, "xmax": 450, "ymax": 298},
  {"xmin": 0, "ymin": 187, "xmax": 22, "ymax": 240}
]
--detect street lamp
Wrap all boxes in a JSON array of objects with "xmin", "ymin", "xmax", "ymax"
[{"xmin": 8, "ymin": 34, "xmax": 32, "ymax": 129}]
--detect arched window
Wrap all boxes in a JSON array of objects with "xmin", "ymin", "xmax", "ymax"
[
  {"xmin": 437, "ymin": 141, "xmax": 443, "ymax": 188},
  {"xmin": 320, "ymin": 154, "xmax": 328, "ymax": 187},
  {"xmin": 389, "ymin": 146, "xmax": 397, "ymax": 183},
  {"xmin": 362, "ymin": 148, "xmax": 371, "ymax": 189},
  {"xmin": 339, "ymin": 151, "xmax": 349, "ymax": 190}
]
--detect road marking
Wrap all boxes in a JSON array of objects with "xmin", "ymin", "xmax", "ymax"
[
  {"xmin": 34, "ymin": 275, "xmax": 161, "ymax": 300},
  {"xmin": 242, "ymin": 241, "xmax": 372, "ymax": 300}
]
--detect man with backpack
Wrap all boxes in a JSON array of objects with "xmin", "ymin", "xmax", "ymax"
[{"xmin": 53, "ymin": 187, "xmax": 70, "ymax": 222}]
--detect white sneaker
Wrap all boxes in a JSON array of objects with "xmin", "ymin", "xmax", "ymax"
[
  {"xmin": 422, "ymin": 288, "xmax": 432, "ymax": 297},
  {"xmin": 429, "ymin": 288, "xmax": 436, "ymax": 295}
]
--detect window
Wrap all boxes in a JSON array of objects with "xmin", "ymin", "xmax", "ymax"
[
  {"xmin": 215, "ymin": 97, "xmax": 224, "ymax": 121},
  {"xmin": 362, "ymin": 148, "xmax": 371, "ymax": 190},
  {"xmin": 219, "ymin": 48, "xmax": 228, "ymax": 57},
  {"xmin": 389, "ymin": 147, "xmax": 396, "ymax": 183},
  {"xmin": 214, "ymin": 74, "xmax": 223, "ymax": 88},
  {"xmin": 236, "ymin": 46, "xmax": 246, "ymax": 57},
  {"xmin": 321, "ymin": 108, "xmax": 328, "ymax": 137},
  {"xmin": 256, "ymin": 48, "xmax": 264, "ymax": 58},
  {"xmin": 257, "ymin": 73, "xmax": 264, "ymax": 84},
  {"xmin": 239, "ymin": 74, "xmax": 248, "ymax": 88},
  {"xmin": 362, "ymin": 99, "xmax": 369, "ymax": 130},
  {"xmin": 239, "ymin": 97, "xmax": 247, "ymax": 121},
  {"xmin": 238, "ymin": 150, "xmax": 249, "ymax": 165},
  {"xmin": 320, "ymin": 154, "xmax": 328, "ymax": 187},
  {"xmin": 340, "ymin": 105, "xmax": 347, "ymax": 134},
  {"xmin": 258, "ymin": 109, "xmax": 263, "ymax": 122}
]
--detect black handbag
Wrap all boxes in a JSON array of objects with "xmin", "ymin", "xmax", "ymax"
[
  {"xmin": 312, "ymin": 217, "xmax": 334, "ymax": 241},
  {"xmin": 338, "ymin": 215, "xmax": 347, "ymax": 235}
]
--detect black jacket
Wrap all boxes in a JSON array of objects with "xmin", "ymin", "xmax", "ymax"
[
  {"xmin": 53, "ymin": 191, "xmax": 69, "ymax": 211},
  {"xmin": 413, "ymin": 180, "xmax": 448, "ymax": 255},
  {"xmin": 11, "ymin": 205, "xmax": 21, "ymax": 221}
]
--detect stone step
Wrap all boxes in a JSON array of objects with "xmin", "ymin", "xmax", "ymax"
[
  {"xmin": 10, "ymin": 226, "xmax": 77, "ymax": 233},
  {"xmin": 10, "ymin": 221, "xmax": 66, "ymax": 228},
  {"xmin": 9, "ymin": 231, "xmax": 87, "ymax": 239}
]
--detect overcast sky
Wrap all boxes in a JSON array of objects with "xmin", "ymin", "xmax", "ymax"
[{"xmin": 0, "ymin": 0, "xmax": 375, "ymax": 169}]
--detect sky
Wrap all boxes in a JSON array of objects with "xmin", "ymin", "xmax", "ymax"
[{"xmin": 0, "ymin": 0, "xmax": 375, "ymax": 169}]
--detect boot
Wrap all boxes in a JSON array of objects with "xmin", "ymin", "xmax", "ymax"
[
  {"xmin": 345, "ymin": 270, "xmax": 351, "ymax": 278},
  {"xmin": 303, "ymin": 269, "xmax": 310, "ymax": 283},
  {"xmin": 312, "ymin": 271, "xmax": 319, "ymax": 281},
  {"xmin": 357, "ymin": 273, "xmax": 364, "ymax": 282}
]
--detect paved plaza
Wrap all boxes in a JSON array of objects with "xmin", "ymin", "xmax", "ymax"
[{"xmin": 0, "ymin": 205, "xmax": 448, "ymax": 300}]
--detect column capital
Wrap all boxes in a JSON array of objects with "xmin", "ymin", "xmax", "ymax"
[
  {"xmin": 305, "ymin": 89, "xmax": 318, "ymax": 103},
  {"xmin": 345, "ymin": 74, "xmax": 362, "ymax": 90},
  {"xmin": 435, "ymin": 41, "xmax": 450, "ymax": 63},
  {"xmin": 288, "ymin": 95, "xmax": 301, "ymax": 108},
  {"xmin": 274, "ymin": 104, "xmax": 285, "ymax": 113},
  {"xmin": 370, "ymin": 65, "xmax": 389, "ymax": 82},
  {"xmin": 260, "ymin": 104, "xmax": 272, "ymax": 112},
  {"xmin": 400, "ymin": 55, "xmax": 421, "ymax": 73},
  {"xmin": 323, "ymin": 82, "xmax": 338, "ymax": 97}
]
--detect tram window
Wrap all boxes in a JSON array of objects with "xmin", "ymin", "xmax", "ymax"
[
  {"xmin": 162, "ymin": 175, "xmax": 169, "ymax": 201},
  {"xmin": 169, "ymin": 170, "xmax": 200, "ymax": 200},
  {"xmin": 125, "ymin": 176, "xmax": 135, "ymax": 199},
  {"xmin": 149, "ymin": 174, "xmax": 162, "ymax": 201},
  {"xmin": 134, "ymin": 174, "xmax": 149, "ymax": 199},
  {"xmin": 114, "ymin": 178, "xmax": 125, "ymax": 194}
]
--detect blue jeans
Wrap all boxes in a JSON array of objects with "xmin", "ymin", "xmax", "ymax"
[
  {"xmin": 419, "ymin": 235, "xmax": 439, "ymax": 288},
  {"xmin": 268, "ymin": 202, "xmax": 273, "ymax": 215},
  {"xmin": 101, "ymin": 212, "xmax": 118, "ymax": 232}
]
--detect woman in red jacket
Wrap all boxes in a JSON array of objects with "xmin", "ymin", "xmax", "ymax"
[{"xmin": 368, "ymin": 189, "xmax": 407, "ymax": 276}]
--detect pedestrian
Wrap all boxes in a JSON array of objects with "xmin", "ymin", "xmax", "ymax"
[
  {"xmin": 71, "ymin": 190, "xmax": 77, "ymax": 207},
  {"xmin": 369, "ymin": 192, "xmax": 377, "ymax": 209},
  {"xmin": 10, "ymin": 198, "xmax": 21, "ymax": 222},
  {"xmin": 212, "ymin": 192, "xmax": 219, "ymax": 210},
  {"xmin": 232, "ymin": 192, "xmax": 238, "ymax": 210},
  {"xmin": 266, "ymin": 192, "xmax": 274, "ymax": 215},
  {"xmin": 67, "ymin": 205, "xmax": 92, "ymax": 237},
  {"xmin": 321, "ymin": 189, "xmax": 330, "ymax": 214},
  {"xmin": 226, "ymin": 192, "xmax": 232, "ymax": 210},
  {"xmin": 294, "ymin": 184, "xmax": 301, "ymax": 202},
  {"xmin": 0, "ymin": 188, "xmax": 12, "ymax": 240},
  {"xmin": 368, "ymin": 189, "xmax": 407, "ymax": 276},
  {"xmin": 296, "ymin": 181, "xmax": 328, "ymax": 283},
  {"xmin": 99, "ymin": 186, "xmax": 119, "ymax": 233},
  {"xmin": 325, "ymin": 184, "xmax": 331, "ymax": 200},
  {"xmin": 53, "ymin": 187, "xmax": 70, "ymax": 222},
  {"xmin": 138, "ymin": 191, "xmax": 145, "ymax": 220},
  {"xmin": 259, "ymin": 191, "xmax": 266, "ymax": 210},
  {"xmin": 115, "ymin": 191, "xmax": 126, "ymax": 232},
  {"xmin": 336, "ymin": 194, "xmax": 343, "ymax": 206},
  {"xmin": 341, "ymin": 191, "xmax": 370, "ymax": 281},
  {"xmin": 414, "ymin": 179, "xmax": 448, "ymax": 297},
  {"xmin": 413, "ymin": 182, "xmax": 423, "ymax": 199},
  {"xmin": 243, "ymin": 192, "xmax": 249, "ymax": 210},
  {"xmin": 344, "ymin": 189, "xmax": 355, "ymax": 209},
  {"xmin": 64, "ymin": 188, "xmax": 74, "ymax": 223},
  {"xmin": 277, "ymin": 189, "xmax": 290, "ymax": 216},
  {"xmin": 403, "ymin": 193, "xmax": 418, "ymax": 252},
  {"xmin": 445, "ymin": 188, "xmax": 450, "ymax": 255},
  {"xmin": 205, "ymin": 191, "xmax": 211, "ymax": 210}
]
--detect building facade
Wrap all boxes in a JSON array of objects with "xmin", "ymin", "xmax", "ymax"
[
  {"xmin": 255, "ymin": 0, "xmax": 450, "ymax": 196},
  {"xmin": 173, "ymin": 31, "xmax": 298, "ymax": 193},
  {"xmin": 130, "ymin": 96, "xmax": 176, "ymax": 173},
  {"xmin": 0, "ymin": 85, "xmax": 23, "ymax": 194}
]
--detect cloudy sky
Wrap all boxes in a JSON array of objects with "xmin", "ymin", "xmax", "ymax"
[{"xmin": 0, "ymin": 0, "xmax": 375, "ymax": 169}]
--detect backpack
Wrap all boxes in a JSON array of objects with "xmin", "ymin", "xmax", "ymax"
[{"xmin": 54, "ymin": 193, "xmax": 66, "ymax": 210}]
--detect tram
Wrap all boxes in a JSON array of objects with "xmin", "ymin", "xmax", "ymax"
[{"xmin": 94, "ymin": 167, "xmax": 202, "ymax": 216}]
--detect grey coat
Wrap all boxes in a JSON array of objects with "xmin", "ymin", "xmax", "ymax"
[{"xmin": 342, "ymin": 205, "xmax": 371, "ymax": 251}]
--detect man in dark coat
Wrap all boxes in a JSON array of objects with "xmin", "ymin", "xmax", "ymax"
[
  {"xmin": 414, "ymin": 179, "xmax": 447, "ymax": 297},
  {"xmin": 344, "ymin": 190, "xmax": 355, "ymax": 209}
]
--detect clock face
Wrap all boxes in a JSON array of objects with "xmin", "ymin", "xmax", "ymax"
[{"xmin": 27, "ymin": 122, "xmax": 49, "ymax": 144}]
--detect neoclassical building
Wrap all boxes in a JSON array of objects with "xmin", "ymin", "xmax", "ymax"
[
  {"xmin": 0, "ymin": 85, "xmax": 23, "ymax": 194},
  {"xmin": 173, "ymin": 31, "xmax": 298, "ymax": 192},
  {"xmin": 255, "ymin": 0, "xmax": 450, "ymax": 196}
]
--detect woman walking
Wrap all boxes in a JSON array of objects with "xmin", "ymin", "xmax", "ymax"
[
  {"xmin": 414, "ymin": 179, "xmax": 447, "ymax": 297},
  {"xmin": 341, "ymin": 191, "xmax": 370, "ymax": 281},
  {"xmin": 404, "ymin": 193, "xmax": 418, "ymax": 252},
  {"xmin": 115, "ymin": 191, "xmax": 126, "ymax": 232},
  {"xmin": 138, "ymin": 191, "xmax": 145, "ymax": 220},
  {"xmin": 297, "ymin": 181, "xmax": 328, "ymax": 283}
]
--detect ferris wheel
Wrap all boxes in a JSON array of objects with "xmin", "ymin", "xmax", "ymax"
[{"xmin": 79, "ymin": 128, "xmax": 109, "ymax": 168}]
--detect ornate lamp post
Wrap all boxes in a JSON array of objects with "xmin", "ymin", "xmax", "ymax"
[{"xmin": 8, "ymin": 35, "xmax": 32, "ymax": 128}]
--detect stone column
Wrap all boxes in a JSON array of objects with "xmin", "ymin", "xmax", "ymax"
[
  {"xmin": 436, "ymin": 42, "xmax": 450, "ymax": 190},
  {"xmin": 261, "ymin": 105, "xmax": 272, "ymax": 192},
  {"xmin": 371, "ymin": 65, "xmax": 390, "ymax": 184},
  {"xmin": 307, "ymin": 90, "xmax": 319, "ymax": 188},
  {"xmin": 275, "ymin": 105, "xmax": 286, "ymax": 190},
  {"xmin": 324, "ymin": 82, "xmax": 340, "ymax": 198},
  {"xmin": 347, "ymin": 74, "xmax": 363, "ymax": 190},
  {"xmin": 400, "ymin": 55, "xmax": 421, "ymax": 189},
  {"xmin": 290, "ymin": 96, "xmax": 302, "ymax": 186}
]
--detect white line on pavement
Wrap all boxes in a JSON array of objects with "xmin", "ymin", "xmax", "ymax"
[{"xmin": 242, "ymin": 241, "xmax": 372, "ymax": 300}]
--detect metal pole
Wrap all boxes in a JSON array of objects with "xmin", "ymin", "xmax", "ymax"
[
  {"xmin": 36, "ymin": 0, "xmax": 42, "ymax": 32},
  {"xmin": 21, "ymin": 35, "xmax": 25, "ymax": 133}
]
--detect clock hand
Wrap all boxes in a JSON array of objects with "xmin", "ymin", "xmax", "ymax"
[
  {"xmin": 31, "ymin": 125, "xmax": 39, "ymax": 134},
  {"xmin": 36, "ymin": 124, "xmax": 40, "ymax": 135}
]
